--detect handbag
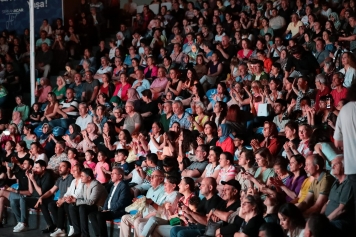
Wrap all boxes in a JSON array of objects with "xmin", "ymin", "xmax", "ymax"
[
  {"xmin": 198, "ymin": 219, "xmax": 224, "ymax": 237},
  {"xmin": 257, "ymin": 103, "xmax": 271, "ymax": 117},
  {"xmin": 169, "ymin": 217, "xmax": 181, "ymax": 226}
]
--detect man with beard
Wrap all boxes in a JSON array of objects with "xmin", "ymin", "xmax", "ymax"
[
  {"xmin": 34, "ymin": 161, "xmax": 73, "ymax": 235},
  {"xmin": 12, "ymin": 160, "xmax": 55, "ymax": 233},
  {"xmin": 0, "ymin": 158, "xmax": 33, "ymax": 227}
]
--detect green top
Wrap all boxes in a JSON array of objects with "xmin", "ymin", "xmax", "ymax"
[
  {"xmin": 0, "ymin": 86, "xmax": 7, "ymax": 98},
  {"xmin": 53, "ymin": 86, "xmax": 66, "ymax": 101},
  {"xmin": 160, "ymin": 113, "xmax": 172, "ymax": 132}
]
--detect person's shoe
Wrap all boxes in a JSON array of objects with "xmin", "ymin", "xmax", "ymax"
[
  {"xmin": 13, "ymin": 223, "xmax": 27, "ymax": 232},
  {"xmin": 42, "ymin": 225, "xmax": 56, "ymax": 233},
  {"xmin": 68, "ymin": 225, "xmax": 74, "ymax": 236},
  {"xmin": 68, "ymin": 233, "xmax": 81, "ymax": 237},
  {"xmin": 50, "ymin": 228, "xmax": 66, "ymax": 237},
  {"xmin": 13, "ymin": 222, "xmax": 21, "ymax": 230}
]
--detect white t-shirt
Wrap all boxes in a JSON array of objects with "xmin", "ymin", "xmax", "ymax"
[{"xmin": 334, "ymin": 101, "xmax": 356, "ymax": 174}]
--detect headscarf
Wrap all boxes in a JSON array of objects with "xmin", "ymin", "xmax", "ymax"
[
  {"xmin": 218, "ymin": 124, "xmax": 233, "ymax": 143},
  {"xmin": 40, "ymin": 123, "xmax": 52, "ymax": 143},
  {"xmin": 329, "ymin": 12, "xmax": 341, "ymax": 30},
  {"xmin": 127, "ymin": 88, "xmax": 140, "ymax": 102},
  {"xmin": 116, "ymin": 32, "xmax": 125, "ymax": 46}
]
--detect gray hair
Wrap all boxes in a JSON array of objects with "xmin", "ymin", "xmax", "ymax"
[
  {"xmin": 172, "ymin": 100, "xmax": 183, "ymax": 108},
  {"xmin": 195, "ymin": 101, "xmax": 206, "ymax": 111},
  {"xmin": 82, "ymin": 59, "xmax": 91, "ymax": 66},
  {"xmin": 315, "ymin": 74, "xmax": 326, "ymax": 84}
]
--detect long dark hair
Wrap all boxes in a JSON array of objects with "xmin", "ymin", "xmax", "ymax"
[
  {"xmin": 211, "ymin": 101, "xmax": 227, "ymax": 126},
  {"xmin": 308, "ymin": 128, "xmax": 331, "ymax": 151},
  {"xmin": 278, "ymin": 203, "xmax": 306, "ymax": 231}
]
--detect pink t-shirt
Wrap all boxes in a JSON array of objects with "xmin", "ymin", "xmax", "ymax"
[
  {"xmin": 95, "ymin": 161, "xmax": 110, "ymax": 184},
  {"xmin": 84, "ymin": 161, "xmax": 96, "ymax": 171}
]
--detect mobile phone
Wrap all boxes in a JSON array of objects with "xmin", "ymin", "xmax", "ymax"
[
  {"xmin": 36, "ymin": 78, "xmax": 41, "ymax": 84},
  {"xmin": 326, "ymin": 96, "xmax": 331, "ymax": 109},
  {"xmin": 7, "ymin": 162, "xmax": 13, "ymax": 168},
  {"xmin": 2, "ymin": 130, "xmax": 10, "ymax": 135}
]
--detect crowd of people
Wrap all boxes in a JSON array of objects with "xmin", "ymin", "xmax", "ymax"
[{"xmin": 1, "ymin": 0, "xmax": 356, "ymax": 237}]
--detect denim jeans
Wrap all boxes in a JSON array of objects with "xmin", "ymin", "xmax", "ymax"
[{"xmin": 170, "ymin": 225, "xmax": 205, "ymax": 237}]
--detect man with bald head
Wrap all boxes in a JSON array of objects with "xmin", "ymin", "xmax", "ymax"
[
  {"xmin": 321, "ymin": 155, "xmax": 354, "ymax": 234},
  {"xmin": 123, "ymin": 101, "xmax": 142, "ymax": 134},
  {"xmin": 215, "ymin": 35, "xmax": 236, "ymax": 72},
  {"xmin": 297, "ymin": 154, "xmax": 334, "ymax": 217},
  {"xmin": 169, "ymin": 177, "xmax": 222, "ymax": 237}
]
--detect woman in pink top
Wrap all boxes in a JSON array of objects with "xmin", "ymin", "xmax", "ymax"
[
  {"xmin": 94, "ymin": 151, "xmax": 110, "ymax": 184},
  {"xmin": 35, "ymin": 77, "xmax": 52, "ymax": 104},
  {"xmin": 113, "ymin": 74, "xmax": 131, "ymax": 101},
  {"xmin": 143, "ymin": 56, "xmax": 158, "ymax": 80}
]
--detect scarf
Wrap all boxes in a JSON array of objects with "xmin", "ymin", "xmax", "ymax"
[{"xmin": 218, "ymin": 124, "xmax": 232, "ymax": 143}]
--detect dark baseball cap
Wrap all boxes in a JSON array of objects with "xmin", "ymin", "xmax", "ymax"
[{"xmin": 221, "ymin": 179, "xmax": 241, "ymax": 191}]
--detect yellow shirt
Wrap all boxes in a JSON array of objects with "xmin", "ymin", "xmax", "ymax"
[
  {"xmin": 297, "ymin": 176, "xmax": 313, "ymax": 203},
  {"xmin": 194, "ymin": 115, "xmax": 209, "ymax": 130}
]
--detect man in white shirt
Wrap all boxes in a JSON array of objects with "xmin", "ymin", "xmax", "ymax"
[
  {"xmin": 49, "ymin": 88, "xmax": 79, "ymax": 129},
  {"xmin": 94, "ymin": 56, "xmax": 113, "ymax": 83},
  {"xmin": 75, "ymin": 102, "xmax": 93, "ymax": 131},
  {"xmin": 269, "ymin": 8, "xmax": 286, "ymax": 31},
  {"xmin": 334, "ymin": 83, "xmax": 356, "ymax": 223}
]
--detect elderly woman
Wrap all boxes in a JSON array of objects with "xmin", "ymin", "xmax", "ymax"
[{"xmin": 188, "ymin": 102, "xmax": 208, "ymax": 133}]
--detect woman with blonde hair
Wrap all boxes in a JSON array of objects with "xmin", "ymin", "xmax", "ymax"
[
  {"xmin": 0, "ymin": 123, "xmax": 21, "ymax": 149},
  {"xmin": 52, "ymin": 76, "xmax": 66, "ymax": 101}
]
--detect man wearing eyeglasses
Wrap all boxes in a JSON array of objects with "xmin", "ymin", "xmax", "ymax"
[
  {"xmin": 320, "ymin": 155, "xmax": 354, "ymax": 235},
  {"xmin": 181, "ymin": 144, "xmax": 209, "ymax": 179},
  {"xmin": 120, "ymin": 170, "xmax": 166, "ymax": 237}
]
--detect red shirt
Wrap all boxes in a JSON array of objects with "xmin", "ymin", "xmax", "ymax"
[
  {"xmin": 315, "ymin": 86, "xmax": 331, "ymax": 111},
  {"xmin": 330, "ymin": 87, "xmax": 348, "ymax": 106},
  {"xmin": 263, "ymin": 58, "xmax": 273, "ymax": 73},
  {"xmin": 216, "ymin": 137, "xmax": 235, "ymax": 154}
]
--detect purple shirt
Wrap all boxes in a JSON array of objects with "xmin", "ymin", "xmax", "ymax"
[{"xmin": 285, "ymin": 174, "xmax": 307, "ymax": 202}]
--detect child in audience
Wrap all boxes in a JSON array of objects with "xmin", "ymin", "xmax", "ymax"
[
  {"xmin": 125, "ymin": 158, "xmax": 144, "ymax": 187},
  {"xmin": 233, "ymin": 134, "xmax": 246, "ymax": 162},
  {"xmin": 94, "ymin": 151, "xmax": 110, "ymax": 185},
  {"xmin": 83, "ymin": 150, "xmax": 96, "ymax": 171},
  {"xmin": 111, "ymin": 149, "xmax": 130, "ymax": 175},
  {"xmin": 67, "ymin": 148, "xmax": 79, "ymax": 167},
  {"xmin": 29, "ymin": 103, "xmax": 41, "ymax": 125}
]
